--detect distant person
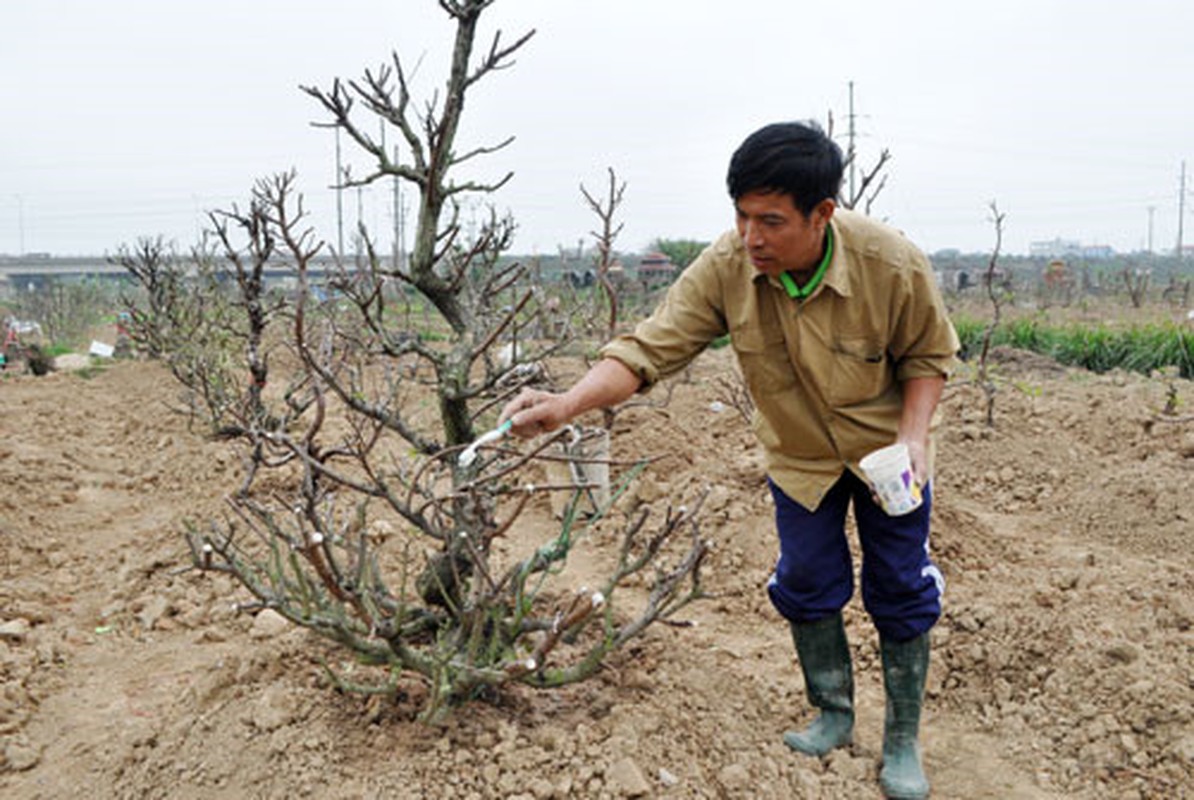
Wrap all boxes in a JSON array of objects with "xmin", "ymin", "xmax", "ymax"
[{"xmin": 500, "ymin": 121, "xmax": 959, "ymax": 800}]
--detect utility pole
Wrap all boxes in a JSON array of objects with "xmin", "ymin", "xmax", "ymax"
[
  {"xmin": 380, "ymin": 122, "xmax": 403, "ymax": 271},
  {"xmin": 355, "ymin": 185, "xmax": 364, "ymax": 264},
  {"xmin": 1177, "ymin": 161, "xmax": 1187, "ymax": 260},
  {"xmin": 15, "ymin": 194, "xmax": 25, "ymax": 255},
  {"xmin": 398, "ymin": 144, "xmax": 408, "ymax": 269},
  {"xmin": 847, "ymin": 81, "xmax": 857, "ymax": 203},
  {"xmin": 335, "ymin": 126, "xmax": 345, "ymax": 256},
  {"xmin": 1147, "ymin": 205, "xmax": 1155, "ymax": 254}
]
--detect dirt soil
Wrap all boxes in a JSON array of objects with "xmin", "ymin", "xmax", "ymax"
[{"xmin": 1, "ymin": 345, "xmax": 1192, "ymax": 799}]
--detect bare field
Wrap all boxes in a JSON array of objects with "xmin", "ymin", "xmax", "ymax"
[{"xmin": 1, "ymin": 340, "xmax": 1192, "ymax": 799}]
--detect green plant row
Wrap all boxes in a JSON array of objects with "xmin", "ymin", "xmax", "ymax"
[{"xmin": 953, "ymin": 315, "xmax": 1194, "ymax": 379}]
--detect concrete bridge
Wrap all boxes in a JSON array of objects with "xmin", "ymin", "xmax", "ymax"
[
  {"xmin": 0, "ymin": 254, "xmax": 350, "ymax": 295},
  {"xmin": 0, "ymin": 255, "xmax": 124, "ymax": 290}
]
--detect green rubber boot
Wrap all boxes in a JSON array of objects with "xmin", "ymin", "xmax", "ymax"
[
  {"xmin": 782, "ymin": 613, "xmax": 854, "ymax": 756},
  {"xmin": 879, "ymin": 632, "xmax": 931, "ymax": 800}
]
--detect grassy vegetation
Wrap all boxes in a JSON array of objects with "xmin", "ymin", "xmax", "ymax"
[{"xmin": 954, "ymin": 314, "xmax": 1194, "ymax": 379}]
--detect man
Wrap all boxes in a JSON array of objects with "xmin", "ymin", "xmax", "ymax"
[{"xmin": 500, "ymin": 121, "xmax": 958, "ymax": 800}]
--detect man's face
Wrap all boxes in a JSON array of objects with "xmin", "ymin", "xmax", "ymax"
[{"xmin": 735, "ymin": 190, "xmax": 834, "ymax": 277}]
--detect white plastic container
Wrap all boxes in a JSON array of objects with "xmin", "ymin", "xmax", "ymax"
[
  {"xmin": 859, "ymin": 443, "xmax": 923, "ymax": 516},
  {"xmin": 547, "ymin": 426, "xmax": 611, "ymax": 519}
]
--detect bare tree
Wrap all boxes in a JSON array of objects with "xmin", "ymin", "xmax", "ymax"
[
  {"xmin": 827, "ymin": 111, "xmax": 891, "ymax": 213},
  {"xmin": 114, "ymin": 237, "xmax": 184, "ymax": 360},
  {"xmin": 713, "ymin": 369, "xmax": 755, "ymax": 426},
  {"xmin": 1161, "ymin": 274, "xmax": 1191, "ymax": 309},
  {"xmin": 977, "ymin": 202, "xmax": 1007, "ymax": 427},
  {"xmin": 1122, "ymin": 266, "xmax": 1151, "ymax": 309},
  {"xmin": 118, "ymin": 178, "xmax": 324, "ymax": 502},
  {"xmin": 157, "ymin": 0, "xmax": 709, "ymax": 721},
  {"xmin": 118, "ymin": 237, "xmax": 246, "ymax": 432},
  {"xmin": 579, "ymin": 167, "xmax": 628, "ymax": 430},
  {"xmin": 580, "ymin": 167, "xmax": 627, "ymax": 343}
]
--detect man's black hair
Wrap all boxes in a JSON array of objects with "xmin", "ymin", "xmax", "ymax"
[{"xmin": 726, "ymin": 121, "xmax": 844, "ymax": 216}]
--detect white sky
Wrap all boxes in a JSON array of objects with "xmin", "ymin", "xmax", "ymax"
[{"xmin": 2, "ymin": 0, "xmax": 1191, "ymax": 257}]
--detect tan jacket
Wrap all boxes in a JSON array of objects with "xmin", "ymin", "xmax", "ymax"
[{"xmin": 600, "ymin": 208, "xmax": 960, "ymax": 510}]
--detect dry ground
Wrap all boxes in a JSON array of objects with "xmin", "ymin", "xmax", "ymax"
[{"xmin": 1, "ymin": 342, "xmax": 1191, "ymax": 799}]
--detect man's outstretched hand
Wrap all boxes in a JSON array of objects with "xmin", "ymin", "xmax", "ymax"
[
  {"xmin": 499, "ymin": 389, "xmax": 573, "ymax": 439},
  {"xmin": 498, "ymin": 358, "xmax": 643, "ymax": 439}
]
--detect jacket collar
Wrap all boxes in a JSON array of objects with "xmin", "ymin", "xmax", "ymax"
[{"xmin": 743, "ymin": 210, "xmax": 853, "ymax": 300}]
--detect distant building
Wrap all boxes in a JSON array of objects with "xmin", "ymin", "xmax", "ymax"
[
  {"xmin": 1029, "ymin": 238, "xmax": 1114, "ymax": 260},
  {"xmin": 635, "ymin": 252, "xmax": 677, "ymax": 288}
]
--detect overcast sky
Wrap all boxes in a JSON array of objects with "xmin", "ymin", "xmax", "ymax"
[{"xmin": 2, "ymin": 0, "xmax": 1191, "ymax": 258}]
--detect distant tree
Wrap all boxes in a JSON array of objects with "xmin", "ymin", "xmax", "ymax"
[
  {"xmin": 1039, "ymin": 259, "xmax": 1075, "ymax": 309},
  {"xmin": 13, "ymin": 276, "xmax": 107, "ymax": 348},
  {"xmin": 651, "ymin": 238, "xmax": 708, "ymax": 270}
]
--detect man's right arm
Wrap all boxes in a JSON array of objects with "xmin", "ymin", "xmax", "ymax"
[
  {"xmin": 499, "ymin": 358, "xmax": 642, "ymax": 438},
  {"xmin": 499, "ymin": 235, "xmax": 729, "ymax": 438}
]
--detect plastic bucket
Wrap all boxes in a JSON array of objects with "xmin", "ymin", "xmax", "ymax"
[{"xmin": 547, "ymin": 426, "xmax": 611, "ymax": 519}]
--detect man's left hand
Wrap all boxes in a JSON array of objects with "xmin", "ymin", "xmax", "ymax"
[
  {"xmin": 900, "ymin": 437, "xmax": 929, "ymax": 487},
  {"xmin": 897, "ymin": 374, "xmax": 944, "ymax": 489}
]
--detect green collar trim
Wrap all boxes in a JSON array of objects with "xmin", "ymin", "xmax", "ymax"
[{"xmin": 779, "ymin": 225, "xmax": 834, "ymax": 300}]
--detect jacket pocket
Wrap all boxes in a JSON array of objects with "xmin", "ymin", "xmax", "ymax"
[
  {"xmin": 731, "ymin": 324, "xmax": 796, "ymax": 394},
  {"xmin": 829, "ymin": 335, "xmax": 889, "ymax": 406}
]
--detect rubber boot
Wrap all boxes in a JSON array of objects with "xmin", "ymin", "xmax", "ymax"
[
  {"xmin": 782, "ymin": 613, "xmax": 854, "ymax": 756},
  {"xmin": 879, "ymin": 632, "xmax": 931, "ymax": 800}
]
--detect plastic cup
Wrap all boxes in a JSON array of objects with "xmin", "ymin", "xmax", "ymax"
[{"xmin": 859, "ymin": 443, "xmax": 923, "ymax": 516}]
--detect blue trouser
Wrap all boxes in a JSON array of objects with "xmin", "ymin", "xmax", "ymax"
[{"xmin": 766, "ymin": 470, "xmax": 943, "ymax": 642}]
